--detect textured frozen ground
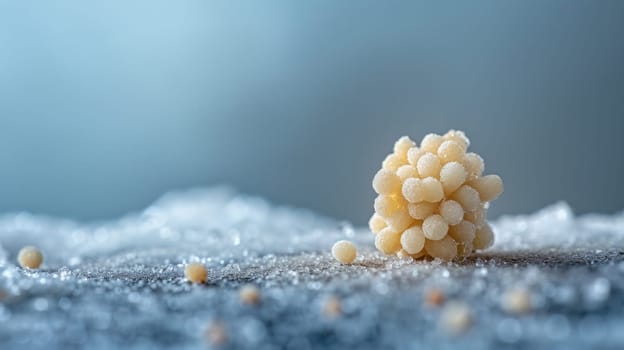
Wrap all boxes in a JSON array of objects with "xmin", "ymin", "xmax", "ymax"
[{"xmin": 1, "ymin": 187, "xmax": 624, "ymax": 349}]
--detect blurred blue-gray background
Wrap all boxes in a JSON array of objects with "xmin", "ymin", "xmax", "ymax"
[{"xmin": 1, "ymin": 1, "xmax": 623, "ymax": 224}]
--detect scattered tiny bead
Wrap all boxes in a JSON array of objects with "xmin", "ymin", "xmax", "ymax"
[
  {"xmin": 332, "ymin": 240, "xmax": 357, "ymax": 264},
  {"xmin": 204, "ymin": 321, "xmax": 228, "ymax": 346},
  {"xmin": 239, "ymin": 284, "xmax": 261, "ymax": 305},
  {"xmin": 425, "ymin": 288, "xmax": 446, "ymax": 307},
  {"xmin": 501, "ymin": 288, "xmax": 533, "ymax": 314},
  {"xmin": 185, "ymin": 263, "xmax": 208, "ymax": 284},
  {"xmin": 17, "ymin": 246, "xmax": 43, "ymax": 269},
  {"xmin": 440, "ymin": 301, "xmax": 472, "ymax": 334},
  {"xmin": 323, "ymin": 295, "xmax": 342, "ymax": 318}
]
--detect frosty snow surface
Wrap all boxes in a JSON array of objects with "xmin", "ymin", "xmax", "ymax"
[{"xmin": 1, "ymin": 187, "xmax": 623, "ymax": 349}]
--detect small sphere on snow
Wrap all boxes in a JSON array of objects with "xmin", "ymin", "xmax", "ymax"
[
  {"xmin": 422, "ymin": 215, "xmax": 449, "ymax": 240},
  {"xmin": 501, "ymin": 288, "xmax": 532, "ymax": 314},
  {"xmin": 185, "ymin": 263, "xmax": 208, "ymax": 284},
  {"xmin": 425, "ymin": 288, "xmax": 446, "ymax": 307},
  {"xmin": 17, "ymin": 246, "xmax": 43, "ymax": 269},
  {"xmin": 332, "ymin": 240, "xmax": 357, "ymax": 264},
  {"xmin": 239, "ymin": 284, "xmax": 261, "ymax": 305},
  {"xmin": 439, "ymin": 200, "xmax": 464, "ymax": 226},
  {"xmin": 373, "ymin": 169, "xmax": 402, "ymax": 195},
  {"xmin": 440, "ymin": 301, "xmax": 472, "ymax": 334}
]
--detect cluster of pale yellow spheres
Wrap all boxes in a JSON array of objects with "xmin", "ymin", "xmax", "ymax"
[{"xmin": 370, "ymin": 130, "xmax": 503, "ymax": 261}]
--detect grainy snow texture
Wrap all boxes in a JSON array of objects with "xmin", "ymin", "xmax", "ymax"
[{"xmin": 0, "ymin": 188, "xmax": 623, "ymax": 349}]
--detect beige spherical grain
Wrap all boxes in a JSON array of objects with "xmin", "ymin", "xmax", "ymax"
[
  {"xmin": 425, "ymin": 235, "xmax": 457, "ymax": 261},
  {"xmin": 420, "ymin": 133, "xmax": 444, "ymax": 153},
  {"xmin": 396, "ymin": 165, "xmax": 417, "ymax": 181},
  {"xmin": 473, "ymin": 223, "xmax": 494, "ymax": 250},
  {"xmin": 393, "ymin": 136, "xmax": 415, "ymax": 160},
  {"xmin": 323, "ymin": 296, "xmax": 342, "ymax": 318},
  {"xmin": 452, "ymin": 185, "xmax": 481, "ymax": 212},
  {"xmin": 239, "ymin": 284, "xmax": 261, "ymax": 305},
  {"xmin": 422, "ymin": 214, "xmax": 449, "ymax": 240},
  {"xmin": 386, "ymin": 210, "xmax": 414, "ymax": 232},
  {"xmin": 372, "ymin": 169, "xmax": 402, "ymax": 195},
  {"xmin": 440, "ymin": 162, "xmax": 467, "ymax": 194},
  {"xmin": 17, "ymin": 246, "xmax": 43, "ymax": 269},
  {"xmin": 368, "ymin": 213, "xmax": 387, "ymax": 234},
  {"xmin": 464, "ymin": 205, "xmax": 487, "ymax": 228},
  {"xmin": 204, "ymin": 321, "xmax": 228, "ymax": 346},
  {"xmin": 469, "ymin": 174, "xmax": 503, "ymax": 202},
  {"xmin": 400, "ymin": 225, "xmax": 426, "ymax": 254},
  {"xmin": 501, "ymin": 288, "xmax": 532, "ymax": 314},
  {"xmin": 457, "ymin": 242, "xmax": 474, "ymax": 257},
  {"xmin": 448, "ymin": 220, "xmax": 476, "ymax": 243},
  {"xmin": 461, "ymin": 152, "xmax": 484, "ymax": 179},
  {"xmin": 401, "ymin": 178, "xmax": 425, "ymax": 203},
  {"xmin": 440, "ymin": 301, "xmax": 472, "ymax": 334},
  {"xmin": 421, "ymin": 177, "xmax": 444, "ymax": 203},
  {"xmin": 408, "ymin": 202, "xmax": 437, "ymax": 220},
  {"xmin": 443, "ymin": 130, "xmax": 470, "ymax": 150},
  {"xmin": 185, "ymin": 263, "xmax": 208, "ymax": 284},
  {"xmin": 375, "ymin": 228, "xmax": 402, "ymax": 254},
  {"xmin": 332, "ymin": 240, "xmax": 357, "ymax": 264},
  {"xmin": 374, "ymin": 195, "xmax": 403, "ymax": 217},
  {"xmin": 437, "ymin": 140, "xmax": 465, "ymax": 163},
  {"xmin": 416, "ymin": 153, "xmax": 442, "ymax": 179},
  {"xmin": 382, "ymin": 153, "xmax": 404, "ymax": 172},
  {"xmin": 407, "ymin": 147, "xmax": 426, "ymax": 166},
  {"xmin": 439, "ymin": 200, "xmax": 464, "ymax": 226}
]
